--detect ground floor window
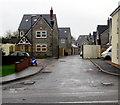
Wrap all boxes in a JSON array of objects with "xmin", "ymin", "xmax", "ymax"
[{"xmin": 36, "ymin": 44, "xmax": 47, "ymax": 52}]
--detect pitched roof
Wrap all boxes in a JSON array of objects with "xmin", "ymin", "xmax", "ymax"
[
  {"xmin": 58, "ymin": 28, "xmax": 71, "ymax": 38},
  {"xmin": 110, "ymin": 5, "xmax": 120, "ymax": 16},
  {"xmin": 97, "ymin": 25, "xmax": 108, "ymax": 35},
  {"xmin": 77, "ymin": 35, "xmax": 89, "ymax": 44},
  {"xmin": 18, "ymin": 14, "xmax": 56, "ymax": 30}
]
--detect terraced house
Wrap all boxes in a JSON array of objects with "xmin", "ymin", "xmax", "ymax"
[{"xmin": 17, "ymin": 8, "xmax": 59, "ymax": 58}]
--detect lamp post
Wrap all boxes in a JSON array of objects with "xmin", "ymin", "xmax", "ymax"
[{"xmin": 31, "ymin": 15, "xmax": 37, "ymax": 57}]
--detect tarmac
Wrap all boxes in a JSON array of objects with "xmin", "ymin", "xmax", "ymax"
[
  {"xmin": 1, "ymin": 58, "xmax": 120, "ymax": 84},
  {"xmin": 90, "ymin": 59, "xmax": 120, "ymax": 76}
]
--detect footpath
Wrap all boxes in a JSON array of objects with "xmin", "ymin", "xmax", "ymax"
[
  {"xmin": 90, "ymin": 59, "xmax": 120, "ymax": 76},
  {"xmin": 0, "ymin": 59, "xmax": 48, "ymax": 84}
]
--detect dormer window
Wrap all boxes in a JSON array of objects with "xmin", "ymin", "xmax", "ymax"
[
  {"xmin": 25, "ymin": 19, "xmax": 29, "ymax": 22},
  {"xmin": 34, "ymin": 19, "xmax": 37, "ymax": 21},
  {"xmin": 20, "ymin": 31, "xmax": 24, "ymax": 37}
]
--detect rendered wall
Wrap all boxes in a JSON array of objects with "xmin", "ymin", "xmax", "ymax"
[
  {"xmin": 83, "ymin": 45, "xmax": 101, "ymax": 58},
  {"xmin": 112, "ymin": 11, "xmax": 119, "ymax": 64}
]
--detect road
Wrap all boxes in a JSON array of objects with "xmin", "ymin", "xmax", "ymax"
[{"xmin": 2, "ymin": 55, "xmax": 119, "ymax": 104}]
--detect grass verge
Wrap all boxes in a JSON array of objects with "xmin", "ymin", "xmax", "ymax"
[{"xmin": 0, "ymin": 64, "xmax": 15, "ymax": 77}]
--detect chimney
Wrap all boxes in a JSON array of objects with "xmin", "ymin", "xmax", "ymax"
[
  {"xmin": 50, "ymin": 7, "xmax": 53, "ymax": 20},
  {"xmin": 50, "ymin": 7, "xmax": 54, "ymax": 27},
  {"xmin": 107, "ymin": 17, "xmax": 109, "ymax": 27}
]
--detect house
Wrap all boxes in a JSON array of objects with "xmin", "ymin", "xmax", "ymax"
[
  {"xmin": 110, "ymin": 3, "xmax": 120, "ymax": 65},
  {"xmin": 0, "ymin": 43, "xmax": 16, "ymax": 55},
  {"xmin": 100, "ymin": 28, "xmax": 109, "ymax": 50},
  {"xmin": 76, "ymin": 35, "xmax": 89, "ymax": 53},
  {"xmin": 87, "ymin": 33, "xmax": 95, "ymax": 45},
  {"xmin": 93, "ymin": 31, "xmax": 97, "ymax": 45},
  {"xmin": 17, "ymin": 8, "xmax": 59, "ymax": 58},
  {"xmin": 59, "ymin": 27, "xmax": 72, "ymax": 56},
  {"xmin": 96, "ymin": 25, "xmax": 109, "ymax": 46}
]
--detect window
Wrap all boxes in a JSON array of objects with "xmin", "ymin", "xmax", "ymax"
[
  {"xmin": 36, "ymin": 44, "xmax": 47, "ymax": 52},
  {"xmin": 41, "ymin": 44, "xmax": 47, "ymax": 52},
  {"xmin": 25, "ymin": 19, "xmax": 29, "ymax": 22},
  {"xmin": 42, "ymin": 32, "xmax": 47, "ymax": 38},
  {"xmin": 36, "ymin": 31, "xmax": 47, "ymax": 38},
  {"xmin": 36, "ymin": 45, "xmax": 41, "ymax": 52},
  {"xmin": 36, "ymin": 32, "xmax": 41, "ymax": 38},
  {"xmin": 20, "ymin": 31, "xmax": 24, "ymax": 37},
  {"xmin": 61, "ymin": 39, "xmax": 65, "ymax": 43}
]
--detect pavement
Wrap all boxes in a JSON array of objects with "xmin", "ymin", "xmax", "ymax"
[
  {"xmin": 90, "ymin": 59, "xmax": 120, "ymax": 76},
  {"xmin": 0, "ymin": 59, "xmax": 47, "ymax": 84}
]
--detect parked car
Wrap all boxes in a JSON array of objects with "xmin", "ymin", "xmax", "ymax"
[
  {"xmin": 9, "ymin": 52, "xmax": 30, "ymax": 57},
  {"xmin": 101, "ymin": 46, "xmax": 112, "ymax": 60}
]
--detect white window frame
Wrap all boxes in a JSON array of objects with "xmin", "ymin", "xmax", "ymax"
[
  {"xmin": 36, "ymin": 31, "xmax": 41, "ymax": 38},
  {"xmin": 36, "ymin": 44, "xmax": 47, "ymax": 52},
  {"xmin": 36, "ymin": 31, "xmax": 47, "ymax": 38},
  {"xmin": 20, "ymin": 31, "xmax": 24, "ymax": 37},
  {"xmin": 41, "ymin": 44, "xmax": 47, "ymax": 52}
]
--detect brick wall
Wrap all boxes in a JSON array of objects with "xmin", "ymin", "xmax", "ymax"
[{"xmin": 15, "ymin": 58, "xmax": 31, "ymax": 72}]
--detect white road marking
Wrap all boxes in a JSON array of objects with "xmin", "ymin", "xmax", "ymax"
[{"xmin": 38, "ymin": 100, "xmax": 119, "ymax": 104}]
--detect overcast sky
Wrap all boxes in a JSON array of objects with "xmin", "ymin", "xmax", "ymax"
[{"xmin": 0, "ymin": 0, "xmax": 119, "ymax": 39}]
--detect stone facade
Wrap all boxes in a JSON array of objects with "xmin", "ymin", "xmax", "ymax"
[
  {"xmin": 17, "ymin": 8, "xmax": 59, "ymax": 58},
  {"xmin": 59, "ymin": 28, "xmax": 72, "ymax": 56}
]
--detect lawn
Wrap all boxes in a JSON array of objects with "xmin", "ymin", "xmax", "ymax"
[{"xmin": 0, "ymin": 64, "xmax": 15, "ymax": 77}]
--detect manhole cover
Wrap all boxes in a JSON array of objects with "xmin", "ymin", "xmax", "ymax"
[
  {"xmin": 101, "ymin": 82, "xmax": 113, "ymax": 86},
  {"xmin": 23, "ymin": 80, "xmax": 36, "ymax": 85}
]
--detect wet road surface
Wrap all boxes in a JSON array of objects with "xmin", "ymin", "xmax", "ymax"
[{"xmin": 2, "ymin": 56, "xmax": 119, "ymax": 104}]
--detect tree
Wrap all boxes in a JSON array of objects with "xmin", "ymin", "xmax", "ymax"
[{"xmin": 2, "ymin": 30, "xmax": 19, "ymax": 44}]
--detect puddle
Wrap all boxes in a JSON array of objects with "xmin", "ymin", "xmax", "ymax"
[
  {"xmin": 59, "ymin": 60, "xmax": 66, "ymax": 62},
  {"xmin": 86, "ymin": 69, "xmax": 97, "ymax": 72},
  {"xmin": 41, "ymin": 71, "xmax": 52, "ymax": 73}
]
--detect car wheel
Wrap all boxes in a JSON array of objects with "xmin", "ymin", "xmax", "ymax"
[{"xmin": 105, "ymin": 56, "xmax": 111, "ymax": 60}]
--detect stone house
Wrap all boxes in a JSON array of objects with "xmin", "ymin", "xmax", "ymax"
[
  {"xmin": 110, "ymin": 3, "xmax": 120, "ymax": 65},
  {"xmin": 17, "ymin": 8, "xmax": 59, "ymax": 58},
  {"xmin": 58, "ymin": 28, "xmax": 72, "ymax": 56},
  {"xmin": 76, "ymin": 35, "xmax": 89, "ymax": 53},
  {"xmin": 96, "ymin": 25, "xmax": 109, "ymax": 46}
]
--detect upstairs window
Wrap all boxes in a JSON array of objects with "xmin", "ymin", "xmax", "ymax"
[{"xmin": 36, "ymin": 31, "xmax": 47, "ymax": 38}]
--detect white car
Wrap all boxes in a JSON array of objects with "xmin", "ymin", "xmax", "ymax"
[{"xmin": 101, "ymin": 46, "xmax": 112, "ymax": 60}]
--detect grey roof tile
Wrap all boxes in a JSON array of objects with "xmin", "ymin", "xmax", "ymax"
[
  {"xmin": 58, "ymin": 28, "xmax": 71, "ymax": 38},
  {"xmin": 18, "ymin": 14, "xmax": 56, "ymax": 30}
]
